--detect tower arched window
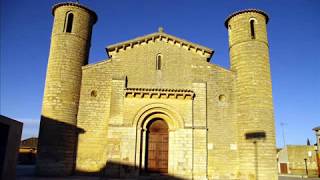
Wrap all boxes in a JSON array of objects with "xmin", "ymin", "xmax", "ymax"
[
  {"xmin": 228, "ymin": 25, "xmax": 232, "ymax": 37},
  {"xmin": 250, "ymin": 19, "xmax": 256, "ymax": 39},
  {"xmin": 65, "ymin": 13, "xmax": 74, "ymax": 33},
  {"xmin": 156, "ymin": 54, "xmax": 162, "ymax": 70}
]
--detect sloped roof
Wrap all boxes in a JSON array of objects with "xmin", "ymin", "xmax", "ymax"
[
  {"xmin": 21, "ymin": 137, "xmax": 38, "ymax": 149},
  {"xmin": 313, "ymin": 126, "xmax": 320, "ymax": 131},
  {"xmin": 106, "ymin": 28, "xmax": 214, "ymax": 62},
  {"xmin": 224, "ymin": 9, "xmax": 269, "ymax": 28},
  {"xmin": 52, "ymin": 2, "xmax": 97, "ymax": 24}
]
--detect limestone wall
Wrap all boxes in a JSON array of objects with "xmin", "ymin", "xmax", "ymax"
[
  {"xmin": 75, "ymin": 64, "xmax": 112, "ymax": 173},
  {"xmin": 287, "ymin": 145, "xmax": 318, "ymax": 176},
  {"xmin": 76, "ymin": 36, "xmax": 239, "ymax": 179}
]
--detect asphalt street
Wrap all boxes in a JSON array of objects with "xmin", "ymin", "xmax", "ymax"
[{"xmin": 17, "ymin": 165, "xmax": 320, "ymax": 180}]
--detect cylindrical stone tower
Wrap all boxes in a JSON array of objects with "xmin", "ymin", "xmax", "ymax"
[
  {"xmin": 225, "ymin": 10, "xmax": 277, "ymax": 180},
  {"xmin": 36, "ymin": 2, "xmax": 97, "ymax": 176}
]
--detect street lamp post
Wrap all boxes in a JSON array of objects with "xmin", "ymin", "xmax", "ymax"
[
  {"xmin": 316, "ymin": 146, "xmax": 320, "ymax": 178},
  {"xmin": 304, "ymin": 158, "xmax": 308, "ymax": 176},
  {"xmin": 313, "ymin": 126, "xmax": 320, "ymax": 177}
]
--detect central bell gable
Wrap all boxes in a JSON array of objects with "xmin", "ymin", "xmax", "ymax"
[
  {"xmin": 98, "ymin": 30, "xmax": 215, "ymax": 89},
  {"xmin": 82, "ymin": 30, "xmax": 231, "ymax": 90}
]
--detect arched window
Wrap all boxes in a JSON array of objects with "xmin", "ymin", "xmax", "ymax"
[
  {"xmin": 65, "ymin": 13, "xmax": 74, "ymax": 33},
  {"xmin": 250, "ymin": 19, "xmax": 256, "ymax": 39},
  {"xmin": 228, "ymin": 25, "xmax": 232, "ymax": 36},
  {"xmin": 156, "ymin": 54, "xmax": 162, "ymax": 70}
]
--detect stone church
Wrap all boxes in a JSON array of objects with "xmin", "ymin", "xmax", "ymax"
[{"xmin": 36, "ymin": 2, "xmax": 278, "ymax": 180}]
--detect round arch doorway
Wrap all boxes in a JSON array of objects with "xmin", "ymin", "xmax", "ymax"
[{"xmin": 145, "ymin": 118, "xmax": 168, "ymax": 174}]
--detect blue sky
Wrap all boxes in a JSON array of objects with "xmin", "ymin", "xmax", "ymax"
[{"xmin": 1, "ymin": 0, "xmax": 319, "ymax": 148}]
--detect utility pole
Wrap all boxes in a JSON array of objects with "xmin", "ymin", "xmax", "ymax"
[
  {"xmin": 280, "ymin": 122, "xmax": 287, "ymax": 147},
  {"xmin": 316, "ymin": 148, "xmax": 320, "ymax": 178}
]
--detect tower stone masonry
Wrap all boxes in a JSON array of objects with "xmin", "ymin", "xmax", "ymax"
[
  {"xmin": 226, "ymin": 10, "xmax": 277, "ymax": 180},
  {"xmin": 37, "ymin": 2, "xmax": 278, "ymax": 180},
  {"xmin": 36, "ymin": 2, "xmax": 97, "ymax": 176}
]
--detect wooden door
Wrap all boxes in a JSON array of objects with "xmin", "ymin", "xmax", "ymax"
[
  {"xmin": 146, "ymin": 119, "xmax": 168, "ymax": 173},
  {"xmin": 280, "ymin": 163, "xmax": 288, "ymax": 174}
]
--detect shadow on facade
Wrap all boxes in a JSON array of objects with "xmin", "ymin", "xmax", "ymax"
[
  {"xmin": 36, "ymin": 116, "xmax": 85, "ymax": 176},
  {"xmin": 34, "ymin": 116, "xmax": 183, "ymax": 179}
]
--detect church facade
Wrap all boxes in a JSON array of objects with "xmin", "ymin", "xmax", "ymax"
[{"xmin": 36, "ymin": 2, "xmax": 278, "ymax": 180}]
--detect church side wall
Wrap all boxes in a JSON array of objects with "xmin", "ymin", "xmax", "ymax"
[
  {"xmin": 206, "ymin": 72, "xmax": 238, "ymax": 179},
  {"xmin": 75, "ymin": 64, "xmax": 112, "ymax": 173},
  {"xmin": 192, "ymin": 64, "xmax": 238, "ymax": 179},
  {"xmin": 191, "ymin": 82, "xmax": 208, "ymax": 179}
]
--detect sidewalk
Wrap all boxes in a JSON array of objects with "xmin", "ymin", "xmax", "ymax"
[{"xmin": 279, "ymin": 174, "xmax": 320, "ymax": 180}]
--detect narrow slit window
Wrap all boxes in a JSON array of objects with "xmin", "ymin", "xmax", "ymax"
[
  {"xmin": 228, "ymin": 25, "xmax": 232, "ymax": 36},
  {"xmin": 250, "ymin": 19, "xmax": 255, "ymax": 39},
  {"xmin": 65, "ymin": 13, "xmax": 74, "ymax": 33},
  {"xmin": 156, "ymin": 55, "xmax": 162, "ymax": 70}
]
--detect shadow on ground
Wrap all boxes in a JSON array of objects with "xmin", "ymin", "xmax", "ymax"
[
  {"xmin": 17, "ymin": 162, "xmax": 185, "ymax": 180},
  {"xmin": 25, "ymin": 116, "xmax": 185, "ymax": 179}
]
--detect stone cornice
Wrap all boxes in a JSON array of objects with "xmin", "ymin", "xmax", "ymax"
[
  {"xmin": 106, "ymin": 31, "xmax": 213, "ymax": 62},
  {"xmin": 313, "ymin": 126, "xmax": 320, "ymax": 131},
  {"xmin": 52, "ymin": 2, "xmax": 98, "ymax": 24},
  {"xmin": 125, "ymin": 88, "xmax": 195, "ymax": 100},
  {"xmin": 225, "ymin": 9, "xmax": 269, "ymax": 28}
]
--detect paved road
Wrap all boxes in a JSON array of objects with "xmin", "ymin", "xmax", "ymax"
[
  {"xmin": 17, "ymin": 165, "xmax": 320, "ymax": 180},
  {"xmin": 18, "ymin": 176, "xmax": 320, "ymax": 180}
]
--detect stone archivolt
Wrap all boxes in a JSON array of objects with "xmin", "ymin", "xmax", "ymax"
[{"xmin": 124, "ymin": 87, "xmax": 195, "ymax": 100}]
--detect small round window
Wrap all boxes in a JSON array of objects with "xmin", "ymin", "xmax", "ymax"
[
  {"xmin": 219, "ymin": 95, "xmax": 226, "ymax": 102},
  {"xmin": 91, "ymin": 90, "xmax": 97, "ymax": 97}
]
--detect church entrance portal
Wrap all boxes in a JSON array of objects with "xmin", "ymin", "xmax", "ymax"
[{"xmin": 146, "ymin": 119, "xmax": 168, "ymax": 173}]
